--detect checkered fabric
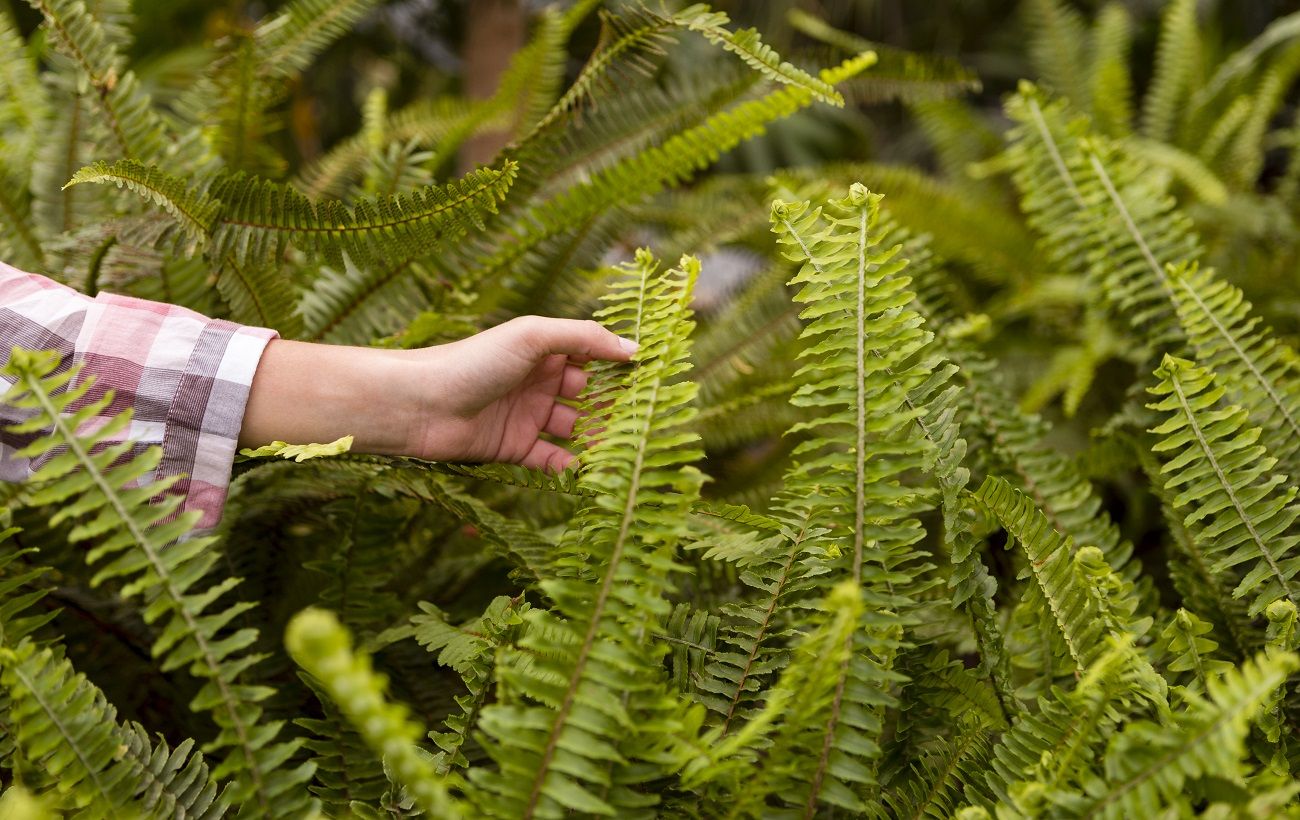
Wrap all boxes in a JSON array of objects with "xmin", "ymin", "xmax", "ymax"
[{"xmin": 0, "ymin": 261, "xmax": 277, "ymax": 529}]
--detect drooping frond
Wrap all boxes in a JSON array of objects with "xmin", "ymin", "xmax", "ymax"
[
  {"xmin": 972, "ymin": 476, "xmax": 1157, "ymax": 691},
  {"xmin": 1, "ymin": 349, "xmax": 313, "ymax": 817},
  {"xmin": 472, "ymin": 250, "xmax": 704, "ymax": 818},
  {"xmin": 1147, "ymin": 356, "xmax": 1300, "ymax": 617},
  {"xmin": 1, "ymin": 638, "xmax": 229, "ymax": 819},
  {"xmin": 285, "ymin": 607, "xmax": 464, "ymax": 818},
  {"xmin": 1078, "ymin": 651, "xmax": 1297, "ymax": 818},
  {"xmin": 674, "ymin": 5, "xmax": 841, "ymax": 107},
  {"xmin": 786, "ymin": 9, "xmax": 980, "ymax": 104},
  {"xmin": 68, "ymin": 158, "xmax": 518, "ymax": 269}
]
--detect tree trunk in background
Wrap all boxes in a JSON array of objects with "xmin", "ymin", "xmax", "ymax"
[{"xmin": 460, "ymin": 0, "xmax": 526, "ymax": 172}]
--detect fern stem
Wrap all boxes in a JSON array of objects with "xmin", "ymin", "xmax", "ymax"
[
  {"xmin": 1086, "ymin": 152, "xmax": 1173, "ymax": 298},
  {"xmin": 1167, "ymin": 369, "xmax": 1297, "ymax": 606},
  {"xmin": 18, "ymin": 371, "xmax": 273, "ymax": 815},
  {"xmin": 1027, "ymin": 96, "xmax": 1086, "ymax": 208}
]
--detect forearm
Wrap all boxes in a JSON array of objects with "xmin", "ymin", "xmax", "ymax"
[{"xmin": 238, "ymin": 339, "xmax": 417, "ymax": 454}]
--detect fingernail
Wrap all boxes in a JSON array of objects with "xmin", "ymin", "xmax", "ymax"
[{"xmin": 619, "ymin": 337, "xmax": 639, "ymax": 355}]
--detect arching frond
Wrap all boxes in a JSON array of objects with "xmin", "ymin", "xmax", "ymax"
[
  {"xmin": 286, "ymin": 608, "xmax": 464, "ymax": 818},
  {"xmin": 1079, "ymin": 652, "xmax": 1297, "ymax": 818}
]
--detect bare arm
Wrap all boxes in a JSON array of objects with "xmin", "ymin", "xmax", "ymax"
[{"xmin": 238, "ymin": 316, "xmax": 637, "ymax": 472}]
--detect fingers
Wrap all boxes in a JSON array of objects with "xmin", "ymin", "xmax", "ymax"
[
  {"xmin": 521, "ymin": 439, "xmax": 574, "ymax": 473},
  {"xmin": 504, "ymin": 316, "xmax": 637, "ymax": 362},
  {"xmin": 559, "ymin": 365, "xmax": 588, "ymax": 399},
  {"xmin": 544, "ymin": 403, "xmax": 580, "ymax": 438}
]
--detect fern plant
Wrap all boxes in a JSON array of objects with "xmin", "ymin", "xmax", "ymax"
[{"xmin": 6, "ymin": 1, "xmax": 1300, "ymax": 817}]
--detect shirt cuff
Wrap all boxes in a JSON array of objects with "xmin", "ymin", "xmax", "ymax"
[{"xmin": 92, "ymin": 293, "xmax": 278, "ymax": 530}]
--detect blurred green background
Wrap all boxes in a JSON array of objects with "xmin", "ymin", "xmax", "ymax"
[{"xmin": 12, "ymin": 0, "xmax": 1297, "ymax": 179}]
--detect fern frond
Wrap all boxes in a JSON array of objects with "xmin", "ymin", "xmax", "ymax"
[
  {"xmin": 1168, "ymin": 262, "xmax": 1300, "ymax": 481},
  {"xmin": 258, "ymin": 0, "xmax": 380, "ymax": 79},
  {"xmin": 1141, "ymin": 0, "xmax": 1201, "ymax": 143},
  {"xmin": 25, "ymin": 0, "xmax": 172, "ymax": 165},
  {"xmin": 1080, "ymin": 651, "xmax": 1298, "ymax": 818},
  {"xmin": 1023, "ymin": 0, "xmax": 1090, "ymax": 109},
  {"xmin": 884, "ymin": 719, "xmax": 992, "ymax": 820},
  {"xmin": 1005, "ymin": 86, "xmax": 1197, "ymax": 354},
  {"xmin": 1159, "ymin": 608, "xmax": 1235, "ymax": 690},
  {"xmin": 764, "ymin": 183, "xmax": 945, "ymax": 812},
  {"xmin": 1, "ymin": 349, "xmax": 313, "ymax": 817},
  {"xmin": 972, "ymin": 476, "xmax": 1156, "ymax": 688},
  {"xmin": 467, "ymin": 53, "xmax": 875, "ymax": 306},
  {"xmin": 411, "ymin": 596, "xmax": 527, "ymax": 773},
  {"xmin": 1, "ymin": 639, "xmax": 230, "ymax": 819},
  {"xmin": 674, "ymin": 5, "xmax": 841, "ymax": 107},
  {"xmin": 679, "ymin": 580, "xmax": 866, "ymax": 807},
  {"xmin": 473, "ymin": 250, "xmax": 704, "ymax": 818},
  {"xmin": 786, "ymin": 9, "xmax": 980, "ymax": 104},
  {"xmin": 1088, "ymin": 3, "xmax": 1134, "ymax": 136},
  {"xmin": 1147, "ymin": 355, "xmax": 1300, "ymax": 617},
  {"xmin": 285, "ymin": 607, "xmax": 463, "ymax": 818},
  {"xmin": 70, "ymin": 158, "xmax": 518, "ymax": 269}
]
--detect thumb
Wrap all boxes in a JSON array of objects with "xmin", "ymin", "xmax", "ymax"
[{"xmin": 503, "ymin": 316, "xmax": 638, "ymax": 362}]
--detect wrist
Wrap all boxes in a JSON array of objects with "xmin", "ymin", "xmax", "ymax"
[{"xmin": 240, "ymin": 340, "xmax": 423, "ymax": 455}]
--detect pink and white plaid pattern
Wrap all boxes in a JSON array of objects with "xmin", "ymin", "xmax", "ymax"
[{"xmin": 0, "ymin": 261, "xmax": 277, "ymax": 529}]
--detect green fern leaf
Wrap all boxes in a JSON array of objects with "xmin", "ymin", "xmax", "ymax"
[
  {"xmin": 473, "ymin": 250, "xmax": 704, "ymax": 818},
  {"xmin": 972, "ymin": 476, "xmax": 1156, "ymax": 687},
  {"xmin": 1168, "ymin": 262, "xmax": 1300, "ymax": 482},
  {"xmin": 286, "ymin": 607, "xmax": 464, "ymax": 818},
  {"xmin": 1080, "ymin": 651, "xmax": 1298, "ymax": 818},
  {"xmin": 1141, "ymin": 0, "xmax": 1201, "ymax": 143},
  {"xmin": 1147, "ymin": 355, "xmax": 1300, "ymax": 617},
  {"xmin": 1, "ymin": 639, "xmax": 230, "ymax": 819},
  {"xmin": 25, "ymin": 0, "xmax": 172, "ymax": 165},
  {"xmin": 1, "ymin": 349, "xmax": 314, "ymax": 817}
]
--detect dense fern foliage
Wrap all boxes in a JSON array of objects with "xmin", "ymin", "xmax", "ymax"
[{"xmin": 8, "ymin": 0, "xmax": 1300, "ymax": 816}]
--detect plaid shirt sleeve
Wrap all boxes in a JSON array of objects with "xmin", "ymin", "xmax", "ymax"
[{"xmin": 0, "ymin": 261, "xmax": 278, "ymax": 529}]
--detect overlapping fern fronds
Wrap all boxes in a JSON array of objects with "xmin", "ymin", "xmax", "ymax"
[
  {"xmin": 0, "ymin": 350, "xmax": 312, "ymax": 817},
  {"xmin": 472, "ymin": 250, "xmax": 704, "ymax": 818}
]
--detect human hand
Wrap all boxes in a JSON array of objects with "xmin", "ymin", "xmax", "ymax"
[
  {"xmin": 399, "ymin": 317, "xmax": 636, "ymax": 471},
  {"xmin": 239, "ymin": 317, "xmax": 636, "ymax": 472}
]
